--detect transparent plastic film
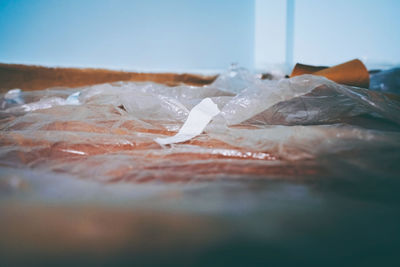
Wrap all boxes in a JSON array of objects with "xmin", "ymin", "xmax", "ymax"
[{"xmin": 1, "ymin": 67, "xmax": 400, "ymax": 184}]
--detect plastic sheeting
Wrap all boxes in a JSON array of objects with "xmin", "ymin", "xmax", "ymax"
[
  {"xmin": 1, "ymin": 67, "xmax": 400, "ymax": 184},
  {"xmin": 370, "ymin": 67, "xmax": 400, "ymax": 95}
]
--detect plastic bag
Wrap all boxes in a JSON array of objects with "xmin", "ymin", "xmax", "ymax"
[
  {"xmin": 370, "ymin": 67, "xmax": 400, "ymax": 94},
  {"xmin": 1, "ymin": 67, "xmax": 400, "ymax": 185}
]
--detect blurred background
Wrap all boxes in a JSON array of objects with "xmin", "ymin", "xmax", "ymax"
[{"xmin": 1, "ymin": 0, "xmax": 400, "ymax": 73}]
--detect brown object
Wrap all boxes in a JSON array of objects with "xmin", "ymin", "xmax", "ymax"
[
  {"xmin": 290, "ymin": 63, "xmax": 328, "ymax": 77},
  {"xmin": 0, "ymin": 63, "xmax": 217, "ymax": 93},
  {"xmin": 290, "ymin": 59, "xmax": 370, "ymax": 88}
]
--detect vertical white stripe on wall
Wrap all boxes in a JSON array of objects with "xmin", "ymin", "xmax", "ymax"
[
  {"xmin": 285, "ymin": 0, "xmax": 295, "ymax": 72},
  {"xmin": 254, "ymin": 0, "xmax": 287, "ymax": 72}
]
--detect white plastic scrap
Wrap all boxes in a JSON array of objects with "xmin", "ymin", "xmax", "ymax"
[
  {"xmin": 154, "ymin": 97, "xmax": 220, "ymax": 146},
  {"xmin": 4, "ymin": 89, "xmax": 24, "ymax": 104},
  {"xmin": 65, "ymin": 91, "xmax": 81, "ymax": 105},
  {"xmin": 21, "ymin": 91, "xmax": 81, "ymax": 112}
]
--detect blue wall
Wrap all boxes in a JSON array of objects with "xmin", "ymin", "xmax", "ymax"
[
  {"xmin": 1, "ymin": 0, "xmax": 400, "ymax": 72},
  {"xmin": 0, "ymin": 0, "xmax": 254, "ymax": 72}
]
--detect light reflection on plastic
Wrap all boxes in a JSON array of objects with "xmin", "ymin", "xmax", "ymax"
[
  {"xmin": 61, "ymin": 149, "xmax": 86, "ymax": 155},
  {"xmin": 210, "ymin": 149, "xmax": 276, "ymax": 160}
]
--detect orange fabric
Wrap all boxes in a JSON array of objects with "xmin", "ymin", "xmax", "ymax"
[{"xmin": 290, "ymin": 59, "xmax": 370, "ymax": 88}]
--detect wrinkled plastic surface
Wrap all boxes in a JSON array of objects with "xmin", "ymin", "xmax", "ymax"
[
  {"xmin": 370, "ymin": 67, "xmax": 400, "ymax": 94},
  {"xmin": 1, "ymin": 68, "xmax": 400, "ymax": 183}
]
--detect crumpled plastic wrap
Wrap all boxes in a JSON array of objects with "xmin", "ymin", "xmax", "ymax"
[
  {"xmin": 370, "ymin": 67, "xmax": 400, "ymax": 95},
  {"xmin": 1, "ymin": 67, "xmax": 400, "ymax": 183}
]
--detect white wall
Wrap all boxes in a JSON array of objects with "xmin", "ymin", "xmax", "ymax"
[
  {"xmin": 255, "ymin": 0, "xmax": 287, "ymax": 71},
  {"xmin": 294, "ymin": 0, "xmax": 400, "ymax": 69},
  {"xmin": 255, "ymin": 0, "xmax": 400, "ymax": 71}
]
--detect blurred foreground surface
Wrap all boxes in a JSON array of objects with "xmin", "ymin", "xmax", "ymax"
[{"xmin": 1, "ymin": 64, "xmax": 400, "ymax": 266}]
